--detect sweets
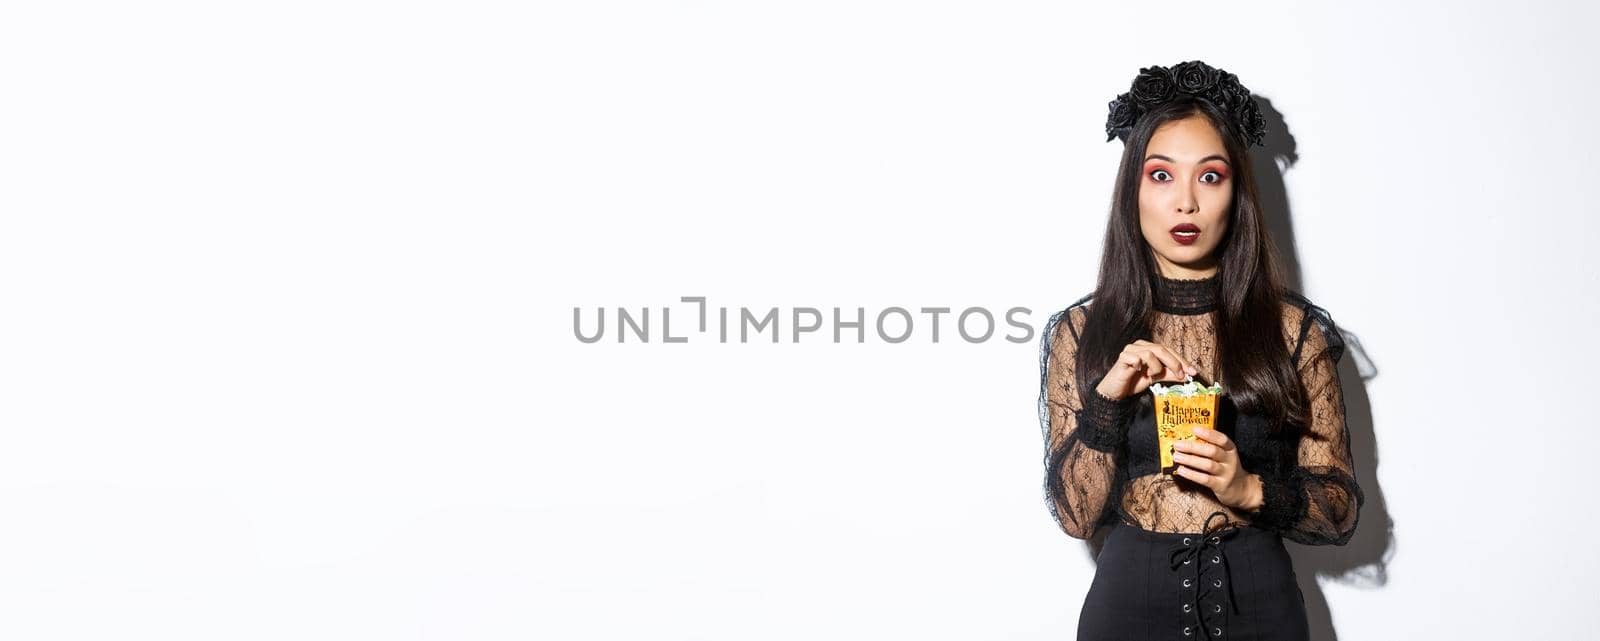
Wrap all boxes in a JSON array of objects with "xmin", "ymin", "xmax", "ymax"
[{"xmin": 1150, "ymin": 375, "xmax": 1225, "ymax": 475}]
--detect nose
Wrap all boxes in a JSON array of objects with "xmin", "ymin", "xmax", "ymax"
[{"xmin": 1175, "ymin": 180, "xmax": 1199, "ymax": 215}]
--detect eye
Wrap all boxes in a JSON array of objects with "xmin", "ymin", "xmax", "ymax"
[
  {"xmin": 1200, "ymin": 169, "xmax": 1227, "ymax": 184},
  {"xmin": 1149, "ymin": 169, "xmax": 1172, "ymax": 182}
]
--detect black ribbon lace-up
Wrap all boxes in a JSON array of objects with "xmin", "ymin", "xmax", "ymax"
[{"xmin": 1167, "ymin": 510, "xmax": 1242, "ymax": 639}]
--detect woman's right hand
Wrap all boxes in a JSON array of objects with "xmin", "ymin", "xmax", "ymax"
[{"xmin": 1095, "ymin": 340, "xmax": 1200, "ymax": 401}]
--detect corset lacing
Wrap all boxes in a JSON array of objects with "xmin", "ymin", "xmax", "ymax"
[{"xmin": 1167, "ymin": 510, "xmax": 1242, "ymax": 639}]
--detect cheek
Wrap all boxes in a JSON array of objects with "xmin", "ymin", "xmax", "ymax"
[
  {"xmin": 1137, "ymin": 206, "xmax": 1165, "ymax": 243},
  {"xmin": 1138, "ymin": 192, "xmax": 1164, "ymax": 231},
  {"xmin": 1203, "ymin": 191, "xmax": 1233, "ymax": 235}
]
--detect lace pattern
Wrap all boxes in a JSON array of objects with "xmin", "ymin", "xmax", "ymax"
[
  {"xmin": 1040, "ymin": 276, "xmax": 1363, "ymax": 544},
  {"xmin": 1150, "ymin": 273, "xmax": 1221, "ymax": 315}
]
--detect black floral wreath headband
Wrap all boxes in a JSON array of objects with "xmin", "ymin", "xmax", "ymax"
[{"xmin": 1104, "ymin": 60, "xmax": 1267, "ymax": 148}]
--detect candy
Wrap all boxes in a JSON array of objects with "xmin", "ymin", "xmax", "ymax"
[{"xmin": 1149, "ymin": 374, "xmax": 1224, "ymax": 398}]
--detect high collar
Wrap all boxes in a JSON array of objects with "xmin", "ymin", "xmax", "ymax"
[{"xmin": 1152, "ymin": 272, "xmax": 1220, "ymax": 315}]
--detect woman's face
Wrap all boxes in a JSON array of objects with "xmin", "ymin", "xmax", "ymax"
[{"xmin": 1138, "ymin": 114, "xmax": 1234, "ymax": 279}]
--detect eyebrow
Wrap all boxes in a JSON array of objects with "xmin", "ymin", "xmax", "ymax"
[{"xmin": 1144, "ymin": 154, "xmax": 1230, "ymax": 165}]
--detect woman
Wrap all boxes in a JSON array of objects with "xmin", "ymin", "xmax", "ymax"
[{"xmin": 1038, "ymin": 61, "xmax": 1364, "ymax": 641}]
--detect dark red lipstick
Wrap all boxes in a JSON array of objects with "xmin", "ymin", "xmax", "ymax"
[{"xmin": 1170, "ymin": 223, "xmax": 1201, "ymax": 245}]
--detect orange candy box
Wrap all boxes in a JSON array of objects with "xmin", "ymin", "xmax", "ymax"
[{"xmin": 1151, "ymin": 375, "xmax": 1225, "ymax": 475}]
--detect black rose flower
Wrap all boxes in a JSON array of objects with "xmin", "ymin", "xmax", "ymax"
[
  {"xmin": 1212, "ymin": 72, "xmax": 1248, "ymax": 110},
  {"xmin": 1105, "ymin": 93, "xmax": 1139, "ymax": 142},
  {"xmin": 1232, "ymin": 97, "xmax": 1267, "ymax": 146},
  {"xmin": 1171, "ymin": 60, "xmax": 1219, "ymax": 94},
  {"xmin": 1129, "ymin": 65, "xmax": 1175, "ymax": 106}
]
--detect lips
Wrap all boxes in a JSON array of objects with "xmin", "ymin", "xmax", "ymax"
[{"xmin": 1169, "ymin": 223, "xmax": 1200, "ymax": 246}]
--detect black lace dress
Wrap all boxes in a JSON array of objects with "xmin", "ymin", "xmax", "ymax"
[{"xmin": 1039, "ymin": 273, "xmax": 1363, "ymax": 641}]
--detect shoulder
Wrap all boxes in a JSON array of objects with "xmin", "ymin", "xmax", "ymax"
[
  {"xmin": 1278, "ymin": 290, "xmax": 1345, "ymax": 367},
  {"xmin": 1042, "ymin": 292, "xmax": 1095, "ymax": 349}
]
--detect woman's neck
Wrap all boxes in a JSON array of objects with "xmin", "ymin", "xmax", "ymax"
[{"xmin": 1151, "ymin": 271, "xmax": 1220, "ymax": 315}]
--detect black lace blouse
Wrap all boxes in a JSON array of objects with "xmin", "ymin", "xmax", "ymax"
[{"xmin": 1038, "ymin": 273, "xmax": 1364, "ymax": 546}]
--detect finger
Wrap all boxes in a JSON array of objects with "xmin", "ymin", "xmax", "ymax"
[
  {"xmin": 1193, "ymin": 426, "xmax": 1235, "ymax": 451},
  {"xmin": 1146, "ymin": 345, "xmax": 1198, "ymax": 378},
  {"xmin": 1168, "ymin": 348, "xmax": 1199, "ymax": 376},
  {"xmin": 1116, "ymin": 351, "xmax": 1145, "ymax": 373},
  {"xmin": 1173, "ymin": 452, "xmax": 1219, "ymax": 474},
  {"xmin": 1136, "ymin": 350, "xmax": 1167, "ymax": 377},
  {"xmin": 1187, "ymin": 440, "xmax": 1222, "ymax": 460},
  {"xmin": 1152, "ymin": 345, "xmax": 1190, "ymax": 374},
  {"xmin": 1173, "ymin": 465, "xmax": 1218, "ymax": 489},
  {"xmin": 1173, "ymin": 438, "xmax": 1220, "ymax": 460}
]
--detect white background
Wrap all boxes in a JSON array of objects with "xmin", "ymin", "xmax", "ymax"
[{"xmin": 3, "ymin": 1, "xmax": 1596, "ymax": 639}]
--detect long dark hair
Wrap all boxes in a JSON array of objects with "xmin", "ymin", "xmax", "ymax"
[{"xmin": 1076, "ymin": 96, "xmax": 1308, "ymax": 434}]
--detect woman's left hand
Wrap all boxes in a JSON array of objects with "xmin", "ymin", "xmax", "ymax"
[{"xmin": 1171, "ymin": 427, "xmax": 1262, "ymax": 511}]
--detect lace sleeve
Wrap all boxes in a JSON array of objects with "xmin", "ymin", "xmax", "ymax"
[
  {"xmin": 1248, "ymin": 303, "xmax": 1366, "ymax": 546},
  {"xmin": 1040, "ymin": 304, "xmax": 1137, "ymax": 540}
]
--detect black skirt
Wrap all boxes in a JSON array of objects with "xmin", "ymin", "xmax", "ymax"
[{"xmin": 1078, "ymin": 513, "xmax": 1309, "ymax": 641}]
